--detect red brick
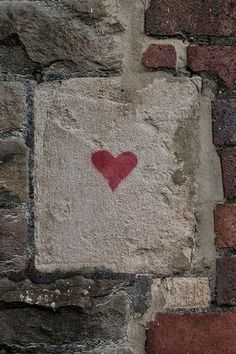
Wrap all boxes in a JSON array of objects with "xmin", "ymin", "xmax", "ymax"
[
  {"xmin": 213, "ymin": 99, "xmax": 236, "ymax": 146},
  {"xmin": 145, "ymin": 0, "xmax": 236, "ymax": 36},
  {"xmin": 215, "ymin": 203, "xmax": 236, "ymax": 248},
  {"xmin": 187, "ymin": 46, "xmax": 236, "ymax": 90},
  {"xmin": 219, "ymin": 147, "xmax": 236, "ymax": 199},
  {"xmin": 142, "ymin": 44, "xmax": 176, "ymax": 69},
  {"xmin": 216, "ymin": 256, "xmax": 236, "ymax": 305},
  {"xmin": 146, "ymin": 312, "xmax": 236, "ymax": 354},
  {"xmin": 0, "ymin": 208, "xmax": 28, "ymax": 273}
]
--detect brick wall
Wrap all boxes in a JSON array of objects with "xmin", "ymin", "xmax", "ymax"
[
  {"xmin": 0, "ymin": 1, "xmax": 234, "ymax": 353},
  {"xmin": 144, "ymin": 1, "xmax": 236, "ymax": 353}
]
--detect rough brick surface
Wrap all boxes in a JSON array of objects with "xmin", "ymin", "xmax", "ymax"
[
  {"xmin": 0, "ymin": 138, "xmax": 28, "ymax": 207},
  {"xmin": 215, "ymin": 203, "xmax": 236, "ymax": 248},
  {"xmin": 146, "ymin": 312, "xmax": 236, "ymax": 354},
  {"xmin": 0, "ymin": 82, "xmax": 27, "ymax": 131},
  {"xmin": 142, "ymin": 44, "xmax": 176, "ymax": 69},
  {"xmin": 145, "ymin": 0, "xmax": 236, "ymax": 36},
  {"xmin": 213, "ymin": 99, "xmax": 236, "ymax": 146},
  {"xmin": 0, "ymin": 208, "xmax": 28, "ymax": 273},
  {"xmin": 217, "ymin": 257, "xmax": 236, "ymax": 305},
  {"xmin": 219, "ymin": 147, "xmax": 236, "ymax": 199},
  {"xmin": 187, "ymin": 46, "xmax": 236, "ymax": 90}
]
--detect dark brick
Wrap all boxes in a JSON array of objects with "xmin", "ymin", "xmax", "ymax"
[
  {"xmin": 216, "ymin": 256, "xmax": 236, "ymax": 305},
  {"xmin": 219, "ymin": 147, "xmax": 236, "ymax": 199},
  {"xmin": 214, "ymin": 203, "xmax": 236, "ymax": 248},
  {"xmin": 145, "ymin": 0, "xmax": 236, "ymax": 37},
  {"xmin": 187, "ymin": 46, "xmax": 236, "ymax": 90},
  {"xmin": 146, "ymin": 312, "xmax": 236, "ymax": 354},
  {"xmin": 213, "ymin": 99, "xmax": 236, "ymax": 146},
  {"xmin": 0, "ymin": 208, "xmax": 28, "ymax": 273},
  {"xmin": 142, "ymin": 44, "xmax": 176, "ymax": 69}
]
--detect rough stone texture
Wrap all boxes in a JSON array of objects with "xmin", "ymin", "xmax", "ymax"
[
  {"xmin": 0, "ymin": 208, "xmax": 28, "ymax": 273},
  {"xmin": 219, "ymin": 147, "xmax": 236, "ymax": 199},
  {"xmin": 0, "ymin": 138, "xmax": 28, "ymax": 206},
  {"xmin": 187, "ymin": 46, "xmax": 236, "ymax": 90},
  {"xmin": 151, "ymin": 277, "xmax": 210, "ymax": 310},
  {"xmin": 0, "ymin": 1, "xmax": 124, "ymax": 78},
  {"xmin": 216, "ymin": 256, "xmax": 236, "ymax": 305},
  {"xmin": 0, "ymin": 276, "xmax": 130, "ymax": 310},
  {"xmin": 0, "ymin": 343, "xmax": 131, "ymax": 354},
  {"xmin": 0, "ymin": 302, "xmax": 129, "ymax": 346},
  {"xmin": 142, "ymin": 44, "xmax": 176, "ymax": 69},
  {"xmin": 145, "ymin": 0, "xmax": 236, "ymax": 36},
  {"xmin": 214, "ymin": 203, "xmax": 236, "ymax": 248},
  {"xmin": 146, "ymin": 312, "xmax": 236, "ymax": 354},
  {"xmin": 0, "ymin": 82, "xmax": 27, "ymax": 131},
  {"xmin": 34, "ymin": 76, "xmax": 204, "ymax": 274},
  {"xmin": 213, "ymin": 99, "xmax": 236, "ymax": 146}
]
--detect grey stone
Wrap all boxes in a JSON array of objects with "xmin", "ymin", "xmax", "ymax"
[
  {"xmin": 0, "ymin": 208, "xmax": 28, "ymax": 273},
  {"xmin": 0, "ymin": 1, "xmax": 123, "ymax": 77},
  {"xmin": 0, "ymin": 293, "xmax": 130, "ymax": 345},
  {"xmin": 0, "ymin": 276, "xmax": 128, "ymax": 310},
  {"xmin": 0, "ymin": 138, "xmax": 28, "ymax": 206},
  {"xmin": 35, "ymin": 76, "xmax": 202, "ymax": 274},
  {"xmin": 0, "ymin": 81, "xmax": 27, "ymax": 130}
]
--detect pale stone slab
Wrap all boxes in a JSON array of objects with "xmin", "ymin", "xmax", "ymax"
[
  {"xmin": 35, "ymin": 76, "xmax": 201, "ymax": 273},
  {"xmin": 151, "ymin": 277, "xmax": 211, "ymax": 310}
]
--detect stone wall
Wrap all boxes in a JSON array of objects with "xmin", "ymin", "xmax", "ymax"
[{"xmin": 0, "ymin": 1, "xmax": 235, "ymax": 353}]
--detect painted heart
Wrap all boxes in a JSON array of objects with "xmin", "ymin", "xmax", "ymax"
[{"xmin": 91, "ymin": 150, "xmax": 138, "ymax": 191}]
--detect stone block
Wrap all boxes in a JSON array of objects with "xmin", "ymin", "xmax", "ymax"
[
  {"xmin": 0, "ymin": 208, "xmax": 28, "ymax": 273},
  {"xmin": 0, "ymin": 82, "xmax": 27, "ymax": 131},
  {"xmin": 34, "ymin": 76, "xmax": 202, "ymax": 274},
  {"xmin": 153, "ymin": 277, "xmax": 210, "ymax": 309},
  {"xmin": 0, "ymin": 1, "xmax": 123, "ymax": 76},
  {"xmin": 0, "ymin": 138, "xmax": 28, "ymax": 206}
]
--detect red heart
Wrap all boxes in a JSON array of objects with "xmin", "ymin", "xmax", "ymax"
[{"xmin": 91, "ymin": 150, "xmax": 138, "ymax": 191}]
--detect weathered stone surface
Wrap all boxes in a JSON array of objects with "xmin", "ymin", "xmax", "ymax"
[
  {"xmin": 0, "ymin": 1, "xmax": 123, "ymax": 77},
  {"xmin": 34, "ymin": 76, "xmax": 203, "ymax": 274},
  {"xmin": 0, "ymin": 343, "xmax": 131, "ymax": 354},
  {"xmin": 0, "ymin": 294, "xmax": 130, "ymax": 346},
  {"xmin": 214, "ymin": 203, "xmax": 236, "ymax": 248},
  {"xmin": 142, "ymin": 44, "xmax": 176, "ymax": 69},
  {"xmin": 0, "ymin": 208, "xmax": 28, "ymax": 273},
  {"xmin": 145, "ymin": 0, "xmax": 236, "ymax": 36},
  {"xmin": 0, "ymin": 293, "xmax": 129, "ymax": 345},
  {"xmin": 187, "ymin": 46, "xmax": 236, "ymax": 90},
  {"xmin": 146, "ymin": 312, "xmax": 236, "ymax": 354},
  {"xmin": 0, "ymin": 81, "xmax": 27, "ymax": 130},
  {"xmin": 152, "ymin": 277, "xmax": 210, "ymax": 309},
  {"xmin": 213, "ymin": 99, "xmax": 236, "ymax": 147},
  {"xmin": 0, "ymin": 276, "xmax": 128, "ymax": 310},
  {"xmin": 219, "ymin": 147, "xmax": 236, "ymax": 199},
  {"xmin": 0, "ymin": 138, "xmax": 28, "ymax": 206},
  {"xmin": 216, "ymin": 256, "xmax": 236, "ymax": 305}
]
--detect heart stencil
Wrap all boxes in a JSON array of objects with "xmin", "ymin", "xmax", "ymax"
[{"xmin": 91, "ymin": 150, "xmax": 138, "ymax": 191}]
